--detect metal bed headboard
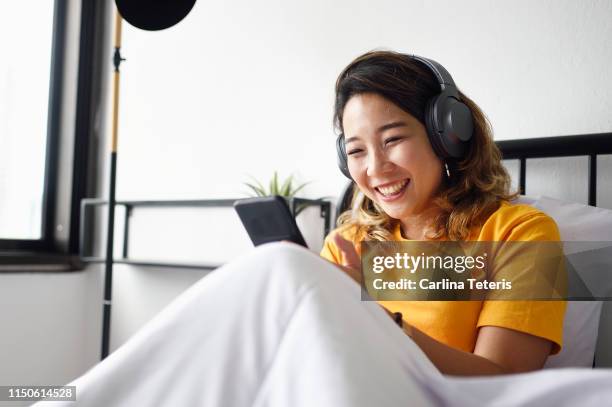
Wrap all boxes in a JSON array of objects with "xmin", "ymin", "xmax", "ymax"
[{"xmin": 496, "ymin": 132, "xmax": 612, "ymax": 206}]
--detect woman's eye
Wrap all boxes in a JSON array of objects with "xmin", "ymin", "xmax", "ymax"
[
  {"xmin": 347, "ymin": 148, "xmax": 363, "ymax": 156},
  {"xmin": 384, "ymin": 136, "xmax": 404, "ymax": 145}
]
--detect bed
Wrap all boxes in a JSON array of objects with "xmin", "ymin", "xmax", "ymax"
[
  {"xmin": 492, "ymin": 132, "xmax": 612, "ymax": 369},
  {"xmin": 35, "ymin": 133, "xmax": 612, "ymax": 406}
]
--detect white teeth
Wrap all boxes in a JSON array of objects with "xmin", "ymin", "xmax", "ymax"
[{"xmin": 377, "ymin": 180, "xmax": 408, "ymax": 196}]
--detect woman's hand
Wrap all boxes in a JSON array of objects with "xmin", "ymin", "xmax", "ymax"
[
  {"xmin": 332, "ymin": 233, "xmax": 363, "ymax": 285},
  {"xmin": 331, "ymin": 235, "xmax": 414, "ymax": 337}
]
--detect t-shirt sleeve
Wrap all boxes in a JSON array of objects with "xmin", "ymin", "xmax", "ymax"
[
  {"xmin": 477, "ymin": 212, "xmax": 567, "ymax": 354},
  {"xmin": 320, "ymin": 232, "xmax": 342, "ymax": 264}
]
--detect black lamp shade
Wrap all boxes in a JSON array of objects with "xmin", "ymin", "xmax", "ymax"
[{"xmin": 115, "ymin": 0, "xmax": 197, "ymax": 31}]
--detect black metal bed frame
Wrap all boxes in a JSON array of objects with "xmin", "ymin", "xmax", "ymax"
[{"xmin": 496, "ymin": 132, "xmax": 612, "ymax": 206}]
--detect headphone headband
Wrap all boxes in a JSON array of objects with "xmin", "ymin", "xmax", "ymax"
[
  {"xmin": 410, "ymin": 55, "xmax": 457, "ymax": 95},
  {"xmin": 336, "ymin": 54, "xmax": 474, "ymax": 180}
]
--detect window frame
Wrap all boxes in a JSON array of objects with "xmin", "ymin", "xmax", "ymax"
[{"xmin": 0, "ymin": 0, "xmax": 106, "ymax": 269}]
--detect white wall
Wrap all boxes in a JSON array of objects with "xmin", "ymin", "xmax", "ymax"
[
  {"xmin": 113, "ymin": 0, "xmax": 612, "ymax": 201},
  {"xmin": 2, "ymin": 0, "xmax": 611, "ymax": 387},
  {"xmin": 0, "ymin": 269, "xmax": 102, "ymax": 386},
  {"xmin": 105, "ymin": 0, "xmax": 612, "ymax": 356}
]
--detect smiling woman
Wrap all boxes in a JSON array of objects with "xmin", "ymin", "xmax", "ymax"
[
  {"xmin": 321, "ymin": 50, "xmax": 566, "ymax": 375},
  {"xmin": 332, "ymin": 51, "xmax": 516, "ymax": 243}
]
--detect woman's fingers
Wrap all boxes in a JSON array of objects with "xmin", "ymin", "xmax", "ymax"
[
  {"xmin": 331, "ymin": 233, "xmax": 364, "ymax": 285},
  {"xmin": 332, "ymin": 233, "xmax": 360, "ymax": 269}
]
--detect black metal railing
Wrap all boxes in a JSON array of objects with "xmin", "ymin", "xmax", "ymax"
[{"xmin": 80, "ymin": 197, "xmax": 331, "ymax": 270}]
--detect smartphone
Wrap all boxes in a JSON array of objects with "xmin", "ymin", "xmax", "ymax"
[{"xmin": 234, "ymin": 196, "xmax": 308, "ymax": 248}]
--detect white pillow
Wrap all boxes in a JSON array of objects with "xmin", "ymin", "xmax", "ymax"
[{"xmin": 516, "ymin": 195, "xmax": 612, "ymax": 368}]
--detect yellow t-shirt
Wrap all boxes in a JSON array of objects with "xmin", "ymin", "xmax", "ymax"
[{"xmin": 320, "ymin": 201, "xmax": 566, "ymax": 354}]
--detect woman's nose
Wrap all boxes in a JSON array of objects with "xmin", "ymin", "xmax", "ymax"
[{"xmin": 366, "ymin": 149, "xmax": 393, "ymax": 177}]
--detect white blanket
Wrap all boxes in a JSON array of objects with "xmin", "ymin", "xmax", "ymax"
[{"xmin": 38, "ymin": 243, "xmax": 612, "ymax": 406}]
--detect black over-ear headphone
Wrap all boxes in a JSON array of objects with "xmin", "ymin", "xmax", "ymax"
[{"xmin": 336, "ymin": 55, "xmax": 474, "ymax": 179}]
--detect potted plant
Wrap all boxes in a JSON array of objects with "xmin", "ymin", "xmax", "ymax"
[
  {"xmin": 243, "ymin": 172, "xmax": 332, "ymax": 250},
  {"xmin": 243, "ymin": 172, "xmax": 311, "ymax": 215}
]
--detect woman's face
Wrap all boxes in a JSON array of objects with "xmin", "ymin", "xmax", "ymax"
[{"xmin": 342, "ymin": 93, "xmax": 443, "ymax": 220}]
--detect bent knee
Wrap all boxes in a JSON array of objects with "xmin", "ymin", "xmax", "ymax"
[
  {"xmin": 257, "ymin": 242, "xmax": 325, "ymax": 272},
  {"xmin": 243, "ymin": 242, "xmax": 340, "ymax": 285}
]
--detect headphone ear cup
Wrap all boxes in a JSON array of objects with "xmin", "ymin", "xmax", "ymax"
[
  {"xmin": 439, "ymin": 97, "xmax": 473, "ymax": 158},
  {"xmin": 424, "ymin": 95, "xmax": 448, "ymax": 158},
  {"xmin": 426, "ymin": 94, "xmax": 474, "ymax": 159},
  {"xmin": 336, "ymin": 134, "xmax": 352, "ymax": 179}
]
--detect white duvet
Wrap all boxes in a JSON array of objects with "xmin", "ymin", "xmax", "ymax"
[{"xmin": 38, "ymin": 243, "xmax": 612, "ymax": 407}]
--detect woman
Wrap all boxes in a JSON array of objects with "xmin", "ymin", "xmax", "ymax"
[
  {"xmin": 42, "ymin": 52, "xmax": 592, "ymax": 407},
  {"xmin": 320, "ymin": 50, "xmax": 566, "ymax": 375}
]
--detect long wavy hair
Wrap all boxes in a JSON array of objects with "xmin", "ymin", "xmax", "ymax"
[{"xmin": 334, "ymin": 50, "xmax": 517, "ymax": 241}]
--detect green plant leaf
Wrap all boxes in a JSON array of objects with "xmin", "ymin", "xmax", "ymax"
[
  {"xmin": 270, "ymin": 171, "xmax": 279, "ymax": 195},
  {"xmin": 288, "ymin": 181, "xmax": 310, "ymax": 198},
  {"xmin": 243, "ymin": 172, "xmax": 312, "ymax": 198},
  {"xmin": 280, "ymin": 174, "xmax": 294, "ymax": 196},
  {"xmin": 247, "ymin": 176, "xmax": 268, "ymax": 195},
  {"xmin": 244, "ymin": 182, "xmax": 266, "ymax": 197}
]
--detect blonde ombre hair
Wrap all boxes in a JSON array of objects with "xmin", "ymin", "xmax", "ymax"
[{"xmin": 333, "ymin": 51, "xmax": 517, "ymax": 241}]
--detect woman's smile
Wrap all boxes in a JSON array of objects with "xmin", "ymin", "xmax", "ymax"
[{"xmin": 374, "ymin": 178, "xmax": 410, "ymax": 202}]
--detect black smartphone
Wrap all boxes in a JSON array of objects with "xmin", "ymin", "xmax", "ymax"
[{"xmin": 234, "ymin": 196, "xmax": 308, "ymax": 248}]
